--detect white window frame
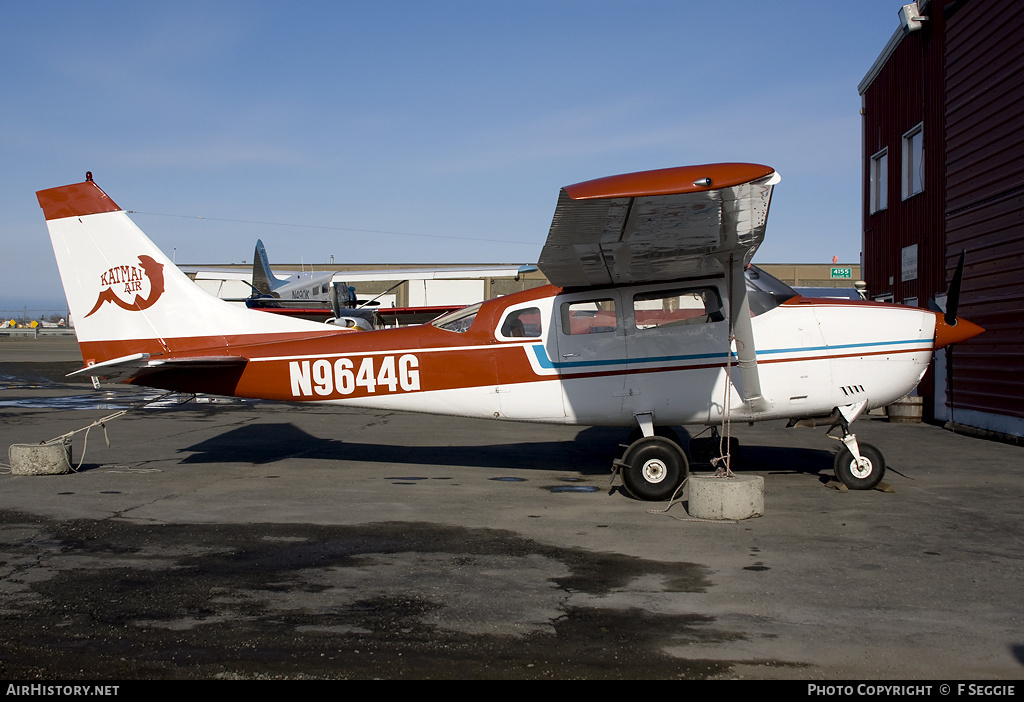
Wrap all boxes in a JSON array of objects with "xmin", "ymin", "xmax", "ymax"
[
  {"xmin": 902, "ymin": 122, "xmax": 924, "ymax": 199},
  {"xmin": 869, "ymin": 148, "xmax": 888, "ymax": 213}
]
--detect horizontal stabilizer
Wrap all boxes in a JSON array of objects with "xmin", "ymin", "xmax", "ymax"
[
  {"xmin": 68, "ymin": 354, "xmax": 248, "ymax": 382},
  {"xmin": 67, "ymin": 353, "xmax": 152, "ymax": 381}
]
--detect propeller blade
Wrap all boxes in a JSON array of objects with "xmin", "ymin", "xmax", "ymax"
[
  {"xmin": 944, "ymin": 249, "xmax": 965, "ymax": 326},
  {"xmin": 329, "ymin": 284, "xmax": 341, "ymax": 318},
  {"xmin": 946, "ymin": 344, "xmax": 956, "ymax": 433}
]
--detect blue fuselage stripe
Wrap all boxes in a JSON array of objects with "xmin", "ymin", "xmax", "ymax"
[{"xmin": 531, "ymin": 337, "xmax": 927, "ymax": 370}]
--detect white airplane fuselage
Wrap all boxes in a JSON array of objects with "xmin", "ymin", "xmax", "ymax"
[{"xmin": 253, "ymin": 279, "xmax": 936, "ymax": 429}]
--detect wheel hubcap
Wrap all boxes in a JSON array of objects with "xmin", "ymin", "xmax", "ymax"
[
  {"xmin": 851, "ymin": 458, "xmax": 873, "ymax": 479},
  {"xmin": 641, "ymin": 459, "xmax": 667, "ymax": 483}
]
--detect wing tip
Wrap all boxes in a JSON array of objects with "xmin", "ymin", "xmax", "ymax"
[{"xmin": 563, "ymin": 163, "xmax": 776, "ymax": 200}]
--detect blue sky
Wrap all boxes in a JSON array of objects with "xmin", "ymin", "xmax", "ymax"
[{"xmin": 2, "ymin": 1, "xmax": 903, "ymax": 311}]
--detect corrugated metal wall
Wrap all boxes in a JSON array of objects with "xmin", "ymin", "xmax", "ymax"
[{"xmin": 944, "ymin": 0, "xmax": 1024, "ymax": 419}]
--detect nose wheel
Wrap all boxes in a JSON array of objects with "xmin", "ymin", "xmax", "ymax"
[
  {"xmin": 833, "ymin": 441, "xmax": 885, "ymax": 490},
  {"xmin": 827, "ymin": 402, "xmax": 886, "ymax": 490}
]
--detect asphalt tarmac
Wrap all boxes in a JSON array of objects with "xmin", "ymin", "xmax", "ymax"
[{"xmin": 1, "ymin": 333, "xmax": 1022, "ymax": 680}]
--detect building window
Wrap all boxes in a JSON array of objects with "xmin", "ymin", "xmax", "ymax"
[
  {"xmin": 901, "ymin": 243, "xmax": 918, "ymax": 282},
  {"xmin": 870, "ymin": 148, "xmax": 888, "ymax": 213},
  {"xmin": 902, "ymin": 123, "xmax": 924, "ymax": 199}
]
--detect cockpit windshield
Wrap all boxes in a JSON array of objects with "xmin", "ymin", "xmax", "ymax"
[
  {"xmin": 744, "ymin": 265, "xmax": 798, "ymax": 316},
  {"xmin": 431, "ymin": 302, "xmax": 482, "ymax": 333}
]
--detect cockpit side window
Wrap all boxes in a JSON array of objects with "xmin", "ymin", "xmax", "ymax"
[
  {"xmin": 632, "ymin": 288, "xmax": 725, "ymax": 329},
  {"xmin": 498, "ymin": 307, "xmax": 542, "ymax": 339},
  {"xmin": 560, "ymin": 299, "xmax": 618, "ymax": 335},
  {"xmin": 432, "ymin": 302, "xmax": 481, "ymax": 333}
]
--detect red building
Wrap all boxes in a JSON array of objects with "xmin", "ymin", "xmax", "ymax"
[{"xmin": 859, "ymin": 0, "xmax": 1024, "ymax": 439}]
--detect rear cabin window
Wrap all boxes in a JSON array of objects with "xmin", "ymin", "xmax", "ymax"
[
  {"xmin": 561, "ymin": 299, "xmax": 618, "ymax": 335},
  {"xmin": 633, "ymin": 288, "xmax": 724, "ymax": 329},
  {"xmin": 499, "ymin": 307, "xmax": 542, "ymax": 338}
]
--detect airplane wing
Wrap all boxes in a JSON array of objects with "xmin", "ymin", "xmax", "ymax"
[
  {"xmin": 325, "ymin": 265, "xmax": 533, "ymax": 283},
  {"xmin": 186, "ymin": 265, "xmax": 533, "ymax": 284},
  {"xmin": 538, "ymin": 163, "xmax": 779, "ymax": 289}
]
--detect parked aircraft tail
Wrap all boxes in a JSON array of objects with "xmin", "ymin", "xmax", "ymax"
[
  {"xmin": 36, "ymin": 175, "xmax": 337, "ymax": 376},
  {"xmin": 252, "ymin": 238, "xmax": 288, "ymax": 296}
]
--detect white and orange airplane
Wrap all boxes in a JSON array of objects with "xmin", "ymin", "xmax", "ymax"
[{"xmin": 37, "ymin": 164, "xmax": 983, "ymax": 500}]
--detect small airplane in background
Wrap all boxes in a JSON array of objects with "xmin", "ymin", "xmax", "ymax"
[
  {"xmin": 250, "ymin": 238, "xmax": 336, "ymax": 303},
  {"xmin": 194, "ymin": 239, "xmax": 536, "ymax": 328},
  {"xmin": 243, "ymin": 239, "xmax": 378, "ymax": 329},
  {"xmin": 36, "ymin": 165, "xmax": 983, "ymax": 500}
]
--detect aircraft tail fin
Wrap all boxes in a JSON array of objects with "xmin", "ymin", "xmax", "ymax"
[
  {"xmin": 37, "ymin": 177, "xmax": 330, "ymax": 369},
  {"xmin": 252, "ymin": 238, "xmax": 287, "ymax": 296}
]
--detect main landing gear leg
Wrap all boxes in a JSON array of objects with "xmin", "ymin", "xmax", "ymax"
[
  {"xmin": 829, "ymin": 401, "xmax": 886, "ymax": 490},
  {"xmin": 612, "ymin": 412, "xmax": 689, "ymax": 501}
]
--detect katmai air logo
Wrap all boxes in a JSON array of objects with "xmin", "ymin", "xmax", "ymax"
[{"xmin": 84, "ymin": 255, "xmax": 166, "ymax": 317}]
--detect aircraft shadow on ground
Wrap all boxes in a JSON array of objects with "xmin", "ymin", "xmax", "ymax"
[
  {"xmin": 730, "ymin": 444, "xmax": 836, "ymax": 481},
  {"xmin": 174, "ymin": 423, "xmax": 629, "ymax": 475},
  {"xmin": 164, "ymin": 422, "xmax": 836, "ymax": 479}
]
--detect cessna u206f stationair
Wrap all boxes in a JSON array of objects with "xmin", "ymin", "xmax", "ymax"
[{"xmin": 37, "ymin": 164, "xmax": 982, "ymax": 500}]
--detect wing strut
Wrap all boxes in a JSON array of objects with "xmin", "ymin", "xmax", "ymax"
[{"xmin": 727, "ymin": 254, "xmax": 772, "ymax": 414}]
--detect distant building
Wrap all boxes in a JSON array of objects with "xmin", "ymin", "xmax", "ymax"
[
  {"xmin": 758, "ymin": 264, "xmax": 862, "ymax": 292},
  {"xmin": 859, "ymin": 0, "xmax": 1024, "ymax": 438}
]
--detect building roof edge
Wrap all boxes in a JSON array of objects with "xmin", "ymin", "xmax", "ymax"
[{"xmin": 858, "ymin": 26, "xmax": 906, "ymax": 95}]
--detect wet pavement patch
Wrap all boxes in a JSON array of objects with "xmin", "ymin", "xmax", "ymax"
[
  {"xmin": 0, "ymin": 361, "xmax": 83, "ymax": 386},
  {"xmin": 0, "ymin": 395, "xmax": 137, "ymax": 411},
  {"xmin": 0, "ymin": 511, "xmax": 749, "ymax": 679},
  {"xmin": 549, "ymin": 476, "xmax": 600, "ymax": 493}
]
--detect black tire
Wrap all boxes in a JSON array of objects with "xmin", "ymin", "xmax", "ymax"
[
  {"xmin": 621, "ymin": 436, "xmax": 688, "ymax": 501},
  {"xmin": 833, "ymin": 442, "xmax": 886, "ymax": 490}
]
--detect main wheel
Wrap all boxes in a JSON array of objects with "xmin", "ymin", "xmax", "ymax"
[
  {"xmin": 833, "ymin": 442, "xmax": 885, "ymax": 490},
  {"xmin": 621, "ymin": 436, "xmax": 688, "ymax": 501}
]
